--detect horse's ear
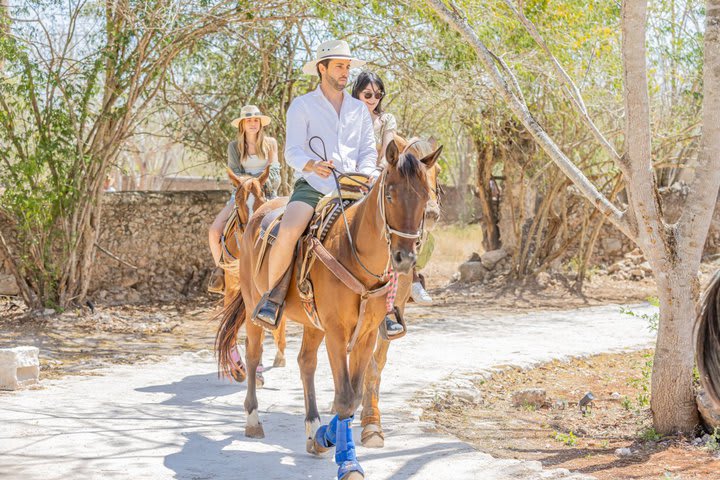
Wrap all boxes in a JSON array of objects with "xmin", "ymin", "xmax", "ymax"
[
  {"xmin": 258, "ymin": 164, "xmax": 271, "ymax": 185},
  {"xmin": 427, "ymin": 136, "xmax": 438, "ymax": 149},
  {"xmin": 420, "ymin": 145, "xmax": 443, "ymax": 169},
  {"xmin": 386, "ymin": 139, "xmax": 399, "ymax": 167},
  {"xmin": 227, "ymin": 167, "xmax": 242, "ymax": 187},
  {"xmin": 393, "ymin": 133, "xmax": 408, "ymax": 153}
]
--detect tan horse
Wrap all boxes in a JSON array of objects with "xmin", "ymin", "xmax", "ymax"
[
  {"xmin": 359, "ymin": 136, "xmax": 443, "ymax": 448},
  {"xmin": 221, "ymin": 166, "xmax": 286, "ymax": 383},
  {"xmin": 216, "ymin": 140, "xmax": 442, "ymax": 480},
  {"xmin": 696, "ymin": 270, "xmax": 720, "ymax": 423}
]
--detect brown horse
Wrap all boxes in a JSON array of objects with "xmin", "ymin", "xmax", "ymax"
[
  {"xmin": 221, "ymin": 166, "xmax": 286, "ymax": 383},
  {"xmin": 359, "ymin": 136, "xmax": 443, "ymax": 447},
  {"xmin": 216, "ymin": 140, "xmax": 442, "ymax": 479},
  {"xmin": 696, "ymin": 270, "xmax": 720, "ymax": 426}
]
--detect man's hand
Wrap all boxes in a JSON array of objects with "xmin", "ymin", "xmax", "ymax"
[{"xmin": 304, "ymin": 159, "xmax": 334, "ymax": 178}]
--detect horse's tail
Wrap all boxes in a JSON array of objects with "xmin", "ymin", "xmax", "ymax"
[
  {"xmin": 215, "ymin": 290, "xmax": 246, "ymax": 379},
  {"xmin": 697, "ymin": 270, "xmax": 720, "ymax": 407}
]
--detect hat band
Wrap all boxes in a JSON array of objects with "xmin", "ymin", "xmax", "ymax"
[{"xmin": 318, "ymin": 53, "xmax": 352, "ymax": 60}]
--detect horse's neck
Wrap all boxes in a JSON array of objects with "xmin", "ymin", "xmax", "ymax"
[{"xmin": 328, "ymin": 180, "xmax": 390, "ymax": 283}]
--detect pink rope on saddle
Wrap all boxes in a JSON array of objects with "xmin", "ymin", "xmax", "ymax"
[{"xmin": 385, "ymin": 268, "xmax": 399, "ymax": 313}]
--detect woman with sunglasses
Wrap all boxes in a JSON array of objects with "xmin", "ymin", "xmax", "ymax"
[
  {"xmin": 352, "ymin": 71, "xmax": 397, "ymax": 165},
  {"xmin": 351, "ymin": 71, "xmax": 407, "ymax": 337}
]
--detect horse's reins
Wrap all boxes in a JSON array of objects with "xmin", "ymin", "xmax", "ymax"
[
  {"xmin": 308, "ymin": 136, "xmax": 424, "ymax": 281},
  {"xmin": 306, "ymin": 136, "xmax": 427, "ymax": 352}
]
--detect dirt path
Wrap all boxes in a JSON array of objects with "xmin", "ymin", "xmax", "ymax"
[{"xmin": 0, "ymin": 302, "xmax": 656, "ymax": 480}]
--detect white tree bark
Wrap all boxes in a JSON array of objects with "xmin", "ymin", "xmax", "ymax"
[{"xmin": 426, "ymin": 0, "xmax": 720, "ymax": 433}]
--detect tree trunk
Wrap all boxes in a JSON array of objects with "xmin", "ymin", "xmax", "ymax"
[
  {"xmin": 652, "ymin": 265, "xmax": 700, "ymax": 432},
  {"xmin": 475, "ymin": 142, "xmax": 500, "ymax": 251}
]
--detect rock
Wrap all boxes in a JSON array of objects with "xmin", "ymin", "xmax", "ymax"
[
  {"xmin": 0, "ymin": 273, "xmax": 19, "ymax": 296},
  {"xmin": 639, "ymin": 261, "xmax": 652, "ymax": 273},
  {"xmin": 551, "ymin": 399, "xmax": 568, "ymax": 410},
  {"xmin": 629, "ymin": 268, "xmax": 645, "ymax": 280},
  {"xmin": 511, "ymin": 388, "xmax": 547, "ymax": 408},
  {"xmin": 615, "ymin": 447, "xmax": 632, "ymax": 457},
  {"xmin": 601, "ymin": 237, "xmax": 623, "ymax": 255},
  {"xmin": 0, "ymin": 346, "xmax": 40, "ymax": 390},
  {"xmin": 458, "ymin": 261, "xmax": 487, "ymax": 283},
  {"xmin": 536, "ymin": 272, "xmax": 551, "ymax": 289},
  {"xmin": 468, "ymin": 252, "xmax": 481, "ymax": 262},
  {"xmin": 42, "ymin": 309, "xmax": 56, "ymax": 316},
  {"xmin": 480, "ymin": 249, "xmax": 508, "ymax": 270},
  {"xmin": 608, "ymin": 262, "xmax": 624, "ymax": 274},
  {"xmin": 697, "ymin": 389, "xmax": 720, "ymax": 430},
  {"xmin": 610, "ymin": 392, "xmax": 622, "ymax": 400}
]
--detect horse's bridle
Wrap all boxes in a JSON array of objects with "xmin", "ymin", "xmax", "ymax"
[{"xmin": 309, "ymin": 135, "xmax": 427, "ymax": 281}]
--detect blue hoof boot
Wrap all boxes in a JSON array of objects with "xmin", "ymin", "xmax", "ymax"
[
  {"xmin": 314, "ymin": 424, "xmax": 335, "ymax": 449},
  {"xmin": 338, "ymin": 460, "xmax": 364, "ymax": 479}
]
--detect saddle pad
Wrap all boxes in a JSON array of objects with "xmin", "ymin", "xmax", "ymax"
[{"xmin": 259, "ymin": 206, "xmax": 285, "ymax": 245}]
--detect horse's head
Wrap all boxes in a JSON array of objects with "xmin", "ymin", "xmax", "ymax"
[
  {"xmin": 381, "ymin": 139, "xmax": 443, "ymax": 274},
  {"xmin": 227, "ymin": 165, "xmax": 270, "ymax": 226},
  {"xmin": 393, "ymin": 135, "xmax": 442, "ymax": 231}
]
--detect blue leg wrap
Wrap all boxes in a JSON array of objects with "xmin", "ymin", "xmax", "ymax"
[
  {"xmin": 335, "ymin": 416, "xmax": 364, "ymax": 478},
  {"xmin": 314, "ymin": 414, "xmax": 339, "ymax": 449}
]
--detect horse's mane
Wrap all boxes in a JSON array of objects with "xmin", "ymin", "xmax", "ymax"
[{"xmin": 396, "ymin": 151, "xmax": 427, "ymax": 184}]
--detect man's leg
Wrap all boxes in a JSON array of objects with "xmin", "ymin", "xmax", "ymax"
[{"xmin": 254, "ymin": 201, "xmax": 315, "ymax": 326}]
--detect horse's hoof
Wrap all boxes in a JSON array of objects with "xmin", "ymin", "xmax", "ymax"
[
  {"xmin": 361, "ymin": 431, "xmax": 384, "ymax": 448},
  {"xmin": 306, "ymin": 437, "xmax": 330, "ymax": 455},
  {"xmin": 340, "ymin": 472, "xmax": 364, "ymax": 480},
  {"xmin": 230, "ymin": 367, "xmax": 246, "ymax": 383},
  {"xmin": 256, "ymin": 371, "xmax": 265, "ymax": 389},
  {"xmin": 245, "ymin": 423, "xmax": 265, "ymax": 439},
  {"xmin": 273, "ymin": 353, "xmax": 286, "ymax": 368},
  {"xmin": 338, "ymin": 461, "xmax": 364, "ymax": 480}
]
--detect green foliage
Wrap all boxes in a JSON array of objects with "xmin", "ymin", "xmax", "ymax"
[
  {"xmin": 706, "ymin": 427, "xmax": 720, "ymax": 452},
  {"xmin": 553, "ymin": 430, "xmax": 578, "ymax": 446},
  {"xmin": 627, "ymin": 353, "xmax": 653, "ymax": 409},
  {"xmin": 639, "ymin": 426, "xmax": 661, "ymax": 442}
]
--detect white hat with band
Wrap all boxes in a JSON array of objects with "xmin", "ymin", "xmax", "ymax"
[
  {"xmin": 302, "ymin": 39, "xmax": 366, "ymax": 76},
  {"xmin": 230, "ymin": 105, "xmax": 271, "ymax": 128}
]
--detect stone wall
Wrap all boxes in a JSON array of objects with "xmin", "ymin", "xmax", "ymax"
[
  {"xmin": 89, "ymin": 190, "xmax": 229, "ymax": 303},
  {"xmin": 3, "ymin": 185, "xmax": 719, "ymax": 301}
]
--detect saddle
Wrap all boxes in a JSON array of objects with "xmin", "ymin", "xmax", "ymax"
[
  {"xmin": 253, "ymin": 174, "xmax": 372, "ymax": 331},
  {"xmin": 218, "ymin": 205, "xmax": 243, "ymax": 276}
]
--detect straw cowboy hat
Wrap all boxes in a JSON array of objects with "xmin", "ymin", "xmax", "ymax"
[
  {"xmin": 302, "ymin": 39, "xmax": 366, "ymax": 76},
  {"xmin": 230, "ymin": 105, "xmax": 271, "ymax": 129}
]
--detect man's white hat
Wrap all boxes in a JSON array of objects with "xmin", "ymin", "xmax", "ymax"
[
  {"xmin": 302, "ymin": 40, "xmax": 366, "ymax": 76},
  {"xmin": 230, "ymin": 105, "xmax": 271, "ymax": 129}
]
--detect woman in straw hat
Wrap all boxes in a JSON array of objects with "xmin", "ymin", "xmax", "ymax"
[{"xmin": 207, "ymin": 105, "xmax": 281, "ymax": 294}]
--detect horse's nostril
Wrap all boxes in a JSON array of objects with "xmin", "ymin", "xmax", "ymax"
[{"xmin": 394, "ymin": 251, "xmax": 403, "ymax": 264}]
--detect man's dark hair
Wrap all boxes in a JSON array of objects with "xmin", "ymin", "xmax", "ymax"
[
  {"xmin": 351, "ymin": 71, "xmax": 385, "ymax": 115},
  {"xmin": 316, "ymin": 59, "xmax": 331, "ymax": 81}
]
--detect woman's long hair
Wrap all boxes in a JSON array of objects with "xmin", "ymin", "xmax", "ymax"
[
  {"xmin": 236, "ymin": 120, "xmax": 272, "ymax": 164},
  {"xmin": 352, "ymin": 71, "xmax": 385, "ymax": 115}
]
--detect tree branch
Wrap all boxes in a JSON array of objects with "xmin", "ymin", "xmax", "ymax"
[{"xmin": 426, "ymin": 0, "xmax": 634, "ymax": 239}]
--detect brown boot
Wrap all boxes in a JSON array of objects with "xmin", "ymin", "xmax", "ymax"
[{"xmin": 208, "ymin": 266, "xmax": 225, "ymax": 294}]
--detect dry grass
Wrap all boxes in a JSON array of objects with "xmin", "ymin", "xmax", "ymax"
[{"xmin": 423, "ymin": 223, "xmax": 483, "ymax": 288}]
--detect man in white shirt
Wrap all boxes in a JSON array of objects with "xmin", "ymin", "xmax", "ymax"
[{"xmin": 253, "ymin": 40, "xmax": 378, "ymax": 328}]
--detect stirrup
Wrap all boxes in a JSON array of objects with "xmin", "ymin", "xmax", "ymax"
[
  {"xmin": 251, "ymin": 292, "xmax": 284, "ymax": 331},
  {"xmin": 378, "ymin": 306, "xmax": 406, "ymax": 341}
]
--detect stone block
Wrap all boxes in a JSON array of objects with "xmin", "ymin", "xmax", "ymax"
[
  {"xmin": 458, "ymin": 261, "xmax": 487, "ymax": 283},
  {"xmin": 480, "ymin": 249, "xmax": 508, "ymax": 270},
  {"xmin": 0, "ymin": 346, "xmax": 40, "ymax": 390},
  {"xmin": 0, "ymin": 273, "xmax": 19, "ymax": 296},
  {"xmin": 511, "ymin": 388, "xmax": 547, "ymax": 408}
]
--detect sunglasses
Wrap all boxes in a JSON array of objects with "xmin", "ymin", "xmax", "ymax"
[{"xmin": 362, "ymin": 91, "xmax": 384, "ymax": 100}]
